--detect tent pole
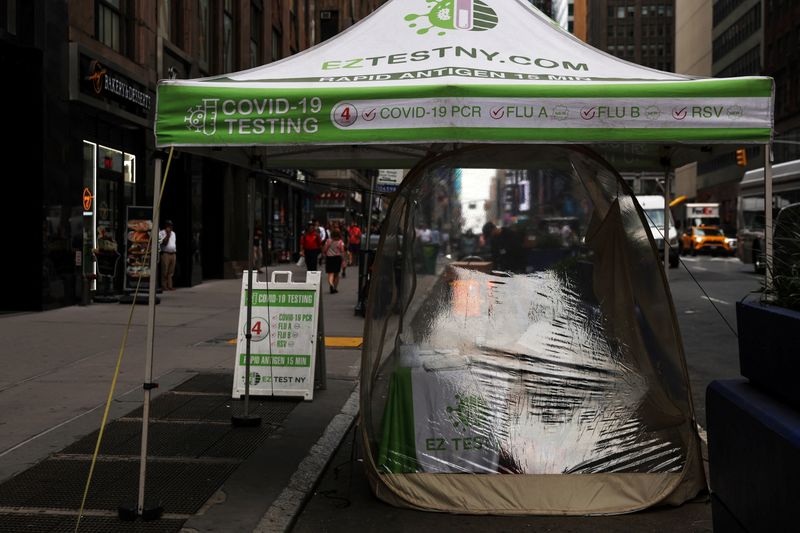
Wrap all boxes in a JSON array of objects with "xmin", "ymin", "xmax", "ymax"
[
  {"xmin": 663, "ymin": 167, "xmax": 671, "ymax": 275},
  {"xmin": 765, "ymin": 144, "xmax": 773, "ymax": 291},
  {"xmin": 364, "ymin": 172, "xmax": 377, "ymax": 250},
  {"xmin": 137, "ymin": 155, "xmax": 163, "ymax": 518},
  {"xmin": 233, "ymin": 175, "xmax": 261, "ymax": 427}
]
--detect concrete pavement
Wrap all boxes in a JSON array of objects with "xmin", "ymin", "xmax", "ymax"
[
  {"xmin": 0, "ymin": 254, "xmax": 759, "ymax": 532},
  {"xmin": 0, "ymin": 263, "xmax": 365, "ymax": 532}
]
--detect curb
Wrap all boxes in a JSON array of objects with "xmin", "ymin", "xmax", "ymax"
[{"xmin": 252, "ymin": 385, "xmax": 360, "ymax": 533}]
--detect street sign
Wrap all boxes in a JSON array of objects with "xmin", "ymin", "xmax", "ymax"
[
  {"xmin": 377, "ymin": 169, "xmax": 406, "ymax": 193},
  {"xmin": 232, "ymin": 270, "xmax": 321, "ymax": 400}
]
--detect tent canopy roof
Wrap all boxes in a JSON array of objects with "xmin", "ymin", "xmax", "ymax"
[{"xmin": 155, "ymin": 0, "xmax": 773, "ymax": 167}]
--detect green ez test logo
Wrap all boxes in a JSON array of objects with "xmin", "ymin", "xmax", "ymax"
[
  {"xmin": 405, "ymin": 0, "xmax": 498, "ymax": 36},
  {"xmin": 446, "ymin": 393, "xmax": 488, "ymax": 430}
]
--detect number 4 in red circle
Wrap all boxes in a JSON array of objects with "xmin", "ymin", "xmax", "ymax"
[{"xmin": 333, "ymin": 103, "xmax": 358, "ymax": 127}]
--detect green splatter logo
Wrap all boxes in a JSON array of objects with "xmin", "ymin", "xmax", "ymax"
[
  {"xmin": 405, "ymin": 0, "xmax": 499, "ymax": 36},
  {"xmin": 446, "ymin": 393, "xmax": 489, "ymax": 430}
]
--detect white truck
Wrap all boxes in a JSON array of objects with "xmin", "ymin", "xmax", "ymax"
[
  {"xmin": 677, "ymin": 203, "xmax": 721, "ymax": 230},
  {"xmin": 637, "ymin": 195, "xmax": 680, "ymax": 268}
]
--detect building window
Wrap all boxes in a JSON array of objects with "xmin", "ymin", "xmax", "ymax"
[
  {"xmin": 250, "ymin": 0, "xmax": 262, "ymax": 67},
  {"xmin": 713, "ymin": 0, "xmax": 744, "ymax": 26},
  {"xmin": 223, "ymin": 0, "xmax": 235, "ymax": 72},
  {"xmin": 713, "ymin": 5, "xmax": 761, "ymax": 63},
  {"xmin": 97, "ymin": 0, "xmax": 128, "ymax": 54},
  {"xmin": 290, "ymin": 0, "xmax": 299, "ymax": 53},
  {"xmin": 717, "ymin": 45, "xmax": 761, "ymax": 77},
  {"xmin": 319, "ymin": 9, "xmax": 338, "ymax": 42},
  {"xmin": 1, "ymin": 0, "xmax": 16, "ymax": 35},
  {"xmin": 617, "ymin": 6, "xmax": 625, "ymax": 19},
  {"xmin": 272, "ymin": 27, "xmax": 281, "ymax": 62},
  {"xmin": 158, "ymin": 0, "xmax": 182, "ymax": 46},
  {"xmin": 170, "ymin": 1, "xmax": 182, "ymax": 46},
  {"xmin": 197, "ymin": 0, "xmax": 210, "ymax": 66}
]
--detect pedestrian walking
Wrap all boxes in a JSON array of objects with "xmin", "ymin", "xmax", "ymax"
[
  {"xmin": 159, "ymin": 219, "xmax": 177, "ymax": 290},
  {"xmin": 322, "ymin": 228, "xmax": 345, "ymax": 293},
  {"xmin": 253, "ymin": 226, "xmax": 264, "ymax": 272},
  {"xmin": 300, "ymin": 222, "xmax": 322, "ymax": 273},
  {"xmin": 339, "ymin": 223, "xmax": 348, "ymax": 278},
  {"xmin": 348, "ymin": 221, "xmax": 362, "ymax": 266}
]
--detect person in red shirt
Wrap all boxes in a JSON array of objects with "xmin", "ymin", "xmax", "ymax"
[
  {"xmin": 347, "ymin": 221, "xmax": 362, "ymax": 266},
  {"xmin": 300, "ymin": 222, "xmax": 321, "ymax": 272}
]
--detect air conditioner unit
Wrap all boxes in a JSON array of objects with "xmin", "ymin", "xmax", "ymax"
[{"xmin": 320, "ymin": 11, "xmax": 332, "ymax": 20}]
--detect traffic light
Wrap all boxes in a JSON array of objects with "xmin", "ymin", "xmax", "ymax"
[{"xmin": 736, "ymin": 148, "xmax": 747, "ymax": 167}]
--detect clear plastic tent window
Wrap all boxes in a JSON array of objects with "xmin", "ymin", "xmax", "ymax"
[{"xmin": 360, "ymin": 146, "xmax": 705, "ymax": 515}]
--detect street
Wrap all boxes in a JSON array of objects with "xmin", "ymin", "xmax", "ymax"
[{"xmin": 669, "ymin": 255, "xmax": 762, "ymax": 427}]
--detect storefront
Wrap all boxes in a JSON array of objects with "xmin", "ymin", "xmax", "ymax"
[
  {"xmin": 261, "ymin": 170, "xmax": 315, "ymax": 265},
  {"xmin": 69, "ymin": 44, "xmax": 153, "ymax": 302},
  {"xmin": 314, "ymin": 190, "xmax": 363, "ymax": 230}
]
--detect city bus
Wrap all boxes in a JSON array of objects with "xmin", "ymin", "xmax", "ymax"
[{"xmin": 738, "ymin": 158, "xmax": 800, "ymax": 271}]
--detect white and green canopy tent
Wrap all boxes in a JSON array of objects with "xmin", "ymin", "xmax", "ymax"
[
  {"xmin": 151, "ymin": 0, "xmax": 775, "ymax": 516},
  {"xmin": 156, "ymin": 1, "xmax": 772, "ymax": 153}
]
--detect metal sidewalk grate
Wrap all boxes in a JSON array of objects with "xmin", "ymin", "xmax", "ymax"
[
  {"xmin": 0, "ymin": 373, "xmax": 299, "ymax": 524},
  {"xmin": 172, "ymin": 373, "xmax": 233, "ymax": 394},
  {"xmin": 203, "ymin": 425, "xmax": 278, "ymax": 458},
  {"xmin": 0, "ymin": 513, "xmax": 184, "ymax": 533},
  {"xmin": 124, "ymin": 393, "xmax": 197, "ymax": 420},
  {"xmin": 0, "ymin": 513, "xmax": 64, "ymax": 532},
  {"xmin": 62, "ymin": 420, "xmax": 232, "ymax": 458},
  {"xmin": 0, "ymin": 459, "xmax": 236, "ymax": 514},
  {"xmin": 61, "ymin": 419, "xmax": 280, "ymax": 459},
  {"xmin": 124, "ymin": 391, "xmax": 299, "ymax": 424}
]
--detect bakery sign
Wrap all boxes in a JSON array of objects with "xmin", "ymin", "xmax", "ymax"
[{"xmin": 82, "ymin": 56, "xmax": 152, "ymax": 115}]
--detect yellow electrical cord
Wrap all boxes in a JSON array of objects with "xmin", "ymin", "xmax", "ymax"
[{"xmin": 75, "ymin": 147, "xmax": 174, "ymax": 532}]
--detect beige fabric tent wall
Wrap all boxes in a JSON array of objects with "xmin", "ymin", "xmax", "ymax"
[
  {"xmin": 360, "ymin": 145, "xmax": 706, "ymax": 515},
  {"xmin": 153, "ymin": 0, "xmax": 774, "ymax": 516}
]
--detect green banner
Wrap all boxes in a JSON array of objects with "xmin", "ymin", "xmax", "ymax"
[
  {"xmin": 239, "ymin": 354, "xmax": 311, "ymax": 367},
  {"xmin": 156, "ymin": 80, "xmax": 773, "ymax": 147},
  {"xmin": 245, "ymin": 289, "xmax": 316, "ymax": 307}
]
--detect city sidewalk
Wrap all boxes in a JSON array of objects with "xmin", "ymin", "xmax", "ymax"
[
  {"xmin": 0, "ymin": 263, "xmax": 366, "ymax": 532},
  {"xmin": 0, "ymin": 259, "xmax": 714, "ymax": 533}
]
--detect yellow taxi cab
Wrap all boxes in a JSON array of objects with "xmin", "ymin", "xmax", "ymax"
[{"xmin": 680, "ymin": 226, "xmax": 734, "ymax": 256}]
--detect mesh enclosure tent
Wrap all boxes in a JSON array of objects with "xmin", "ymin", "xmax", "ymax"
[{"xmin": 155, "ymin": 0, "xmax": 774, "ymax": 515}]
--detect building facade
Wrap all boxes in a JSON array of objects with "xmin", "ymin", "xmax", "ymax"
[
  {"xmin": 3, "ymin": 0, "xmax": 383, "ymax": 311},
  {"xmin": 587, "ymin": 0, "xmax": 675, "ymax": 72},
  {"xmin": 572, "ymin": 0, "xmax": 589, "ymax": 39},
  {"xmin": 764, "ymin": 0, "xmax": 800, "ymax": 164},
  {"xmin": 712, "ymin": 0, "xmax": 762, "ymax": 77},
  {"xmin": 687, "ymin": 0, "xmax": 764, "ymax": 231},
  {"xmin": 674, "ymin": 0, "xmax": 712, "ymax": 76}
]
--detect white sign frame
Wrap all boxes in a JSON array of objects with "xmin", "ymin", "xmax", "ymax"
[{"xmin": 232, "ymin": 270, "xmax": 321, "ymax": 401}]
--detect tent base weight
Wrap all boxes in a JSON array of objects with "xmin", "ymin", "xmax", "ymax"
[
  {"xmin": 231, "ymin": 415, "xmax": 262, "ymax": 427},
  {"xmin": 117, "ymin": 501, "xmax": 164, "ymax": 521}
]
